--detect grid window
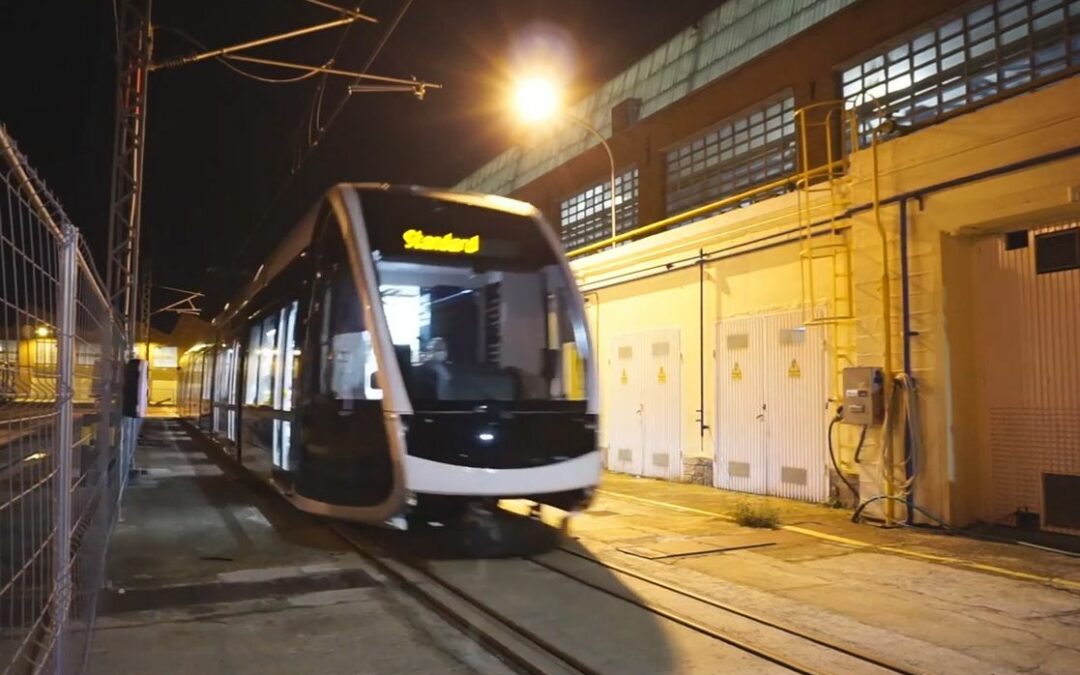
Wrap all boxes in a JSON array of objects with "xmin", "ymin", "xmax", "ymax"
[
  {"xmin": 559, "ymin": 167, "xmax": 639, "ymax": 251},
  {"xmin": 842, "ymin": 0, "xmax": 1080, "ymax": 145},
  {"xmin": 665, "ymin": 94, "xmax": 796, "ymax": 219}
]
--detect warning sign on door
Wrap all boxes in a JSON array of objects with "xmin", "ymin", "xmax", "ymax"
[
  {"xmin": 731, "ymin": 362, "xmax": 742, "ymax": 381},
  {"xmin": 657, "ymin": 366, "xmax": 667, "ymax": 384},
  {"xmin": 620, "ymin": 369, "xmax": 628, "ymax": 385},
  {"xmin": 788, "ymin": 359, "xmax": 801, "ymax": 378}
]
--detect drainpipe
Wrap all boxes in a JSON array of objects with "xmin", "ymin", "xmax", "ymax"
[
  {"xmin": 698, "ymin": 249, "xmax": 708, "ymax": 454},
  {"xmin": 871, "ymin": 128, "xmax": 896, "ymax": 524},
  {"xmin": 899, "ymin": 199, "xmax": 915, "ymax": 524}
]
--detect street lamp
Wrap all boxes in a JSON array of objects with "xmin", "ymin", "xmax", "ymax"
[{"xmin": 512, "ymin": 77, "xmax": 618, "ymax": 247}]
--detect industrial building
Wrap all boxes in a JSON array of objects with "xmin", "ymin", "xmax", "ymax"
[{"xmin": 457, "ymin": 0, "xmax": 1080, "ymax": 533}]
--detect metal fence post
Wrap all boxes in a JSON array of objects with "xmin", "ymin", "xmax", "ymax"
[{"xmin": 52, "ymin": 223, "xmax": 78, "ymax": 673}]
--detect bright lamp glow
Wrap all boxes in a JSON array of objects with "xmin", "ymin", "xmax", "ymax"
[
  {"xmin": 513, "ymin": 77, "xmax": 560, "ymax": 122},
  {"xmin": 35, "ymin": 326, "xmax": 50, "ymax": 338}
]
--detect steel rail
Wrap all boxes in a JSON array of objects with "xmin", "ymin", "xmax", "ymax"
[
  {"xmin": 541, "ymin": 546, "xmax": 923, "ymax": 675},
  {"xmin": 327, "ymin": 524, "xmax": 597, "ymax": 675},
  {"xmin": 525, "ymin": 555, "xmax": 823, "ymax": 675},
  {"xmin": 178, "ymin": 420, "xmax": 915, "ymax": 675}
]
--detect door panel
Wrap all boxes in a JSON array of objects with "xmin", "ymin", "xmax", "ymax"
[
  {"xmin": 609, "ymin": 333, "xmax": 644, "ymax": 474},
  {"xmin": 643, "ymin": 329, "xmax": 681, "ymax": 480},
  {"xmin": 715, "ymin": 317, "xmax": 767, "ymax": 494},
  {"xmin": 762, "ymin": 311, "xmax": 829, "ymax": 501}
]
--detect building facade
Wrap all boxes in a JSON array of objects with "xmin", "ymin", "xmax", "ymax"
[{"xmin": 457, "ymin": 0, "xmax": 1080, "ymax": 534}]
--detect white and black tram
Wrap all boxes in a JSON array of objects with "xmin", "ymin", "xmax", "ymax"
[{"xmin": 180, "ymin": 184, "xmax": 600, "ymax": 527}]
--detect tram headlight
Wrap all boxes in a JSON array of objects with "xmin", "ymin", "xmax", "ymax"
[{"xmin": 477, "ymin": 431, "xmax": 495, "ymax": 443}]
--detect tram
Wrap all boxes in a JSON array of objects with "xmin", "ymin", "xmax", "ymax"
[{"xmin": 181, "ymin": 184, "xmax": 600, "ymax": 527}]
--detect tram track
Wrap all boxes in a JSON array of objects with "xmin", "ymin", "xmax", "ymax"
[
  {"xmin": 328, "ymin": 523, "xmax": 596, "ymax": 675},
  {"xmin": 530, "ymin": 545, "xmax": 924, "ymax": 675},
  {"xmin": 181, "ymin": 423, "xmax": 925, "ymax": 674},
  {"xmin": 327, "ymin": 521, "xmax": 925, "ymax": 675}
]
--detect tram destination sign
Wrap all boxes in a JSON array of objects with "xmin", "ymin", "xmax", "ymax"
[{"xmin": 402, "ymin": 228, "xmax": 480, "ymax": 254}]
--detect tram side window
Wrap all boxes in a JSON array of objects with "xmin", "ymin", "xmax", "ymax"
[
  {"xmin": 279, "ymin": 300, "xmax": 298, "ymax": 411},
  {"xmin": 244, "ymin": 326, "xmax": 260, "ymax": 405},
  {"xmin": 244, "ymin": 311, "xmax": 283, "ymax": 407},
  {"xmin": 256, "ymin": 313, "xmax": 279, "ymax": 406},
  {"xmin": 320, "ymin": 268, "xmax": 378, "ymax": 400}
]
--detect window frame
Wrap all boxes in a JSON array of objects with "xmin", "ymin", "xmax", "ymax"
[
  {"xmin": 558, "ymin": 166, "xmax": 640, "ymax": 251},
  {"xmin": 663, "ymin": 91, "xmax": 797, "ymax": 219},
  {"xmin": 839, "ymin": 0, "xmax": 1080, "ymax": 146}
]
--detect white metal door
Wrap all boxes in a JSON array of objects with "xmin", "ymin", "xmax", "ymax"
[
  {"xmin": 715, "ymin": 317, "xmax": 767, "ymax": 494},
  {"xmin": 643, "ymin": 329, "xmax": 681, "ymax": 480},
  {"xmin": 762, "ymin": 311, "xmax": 829, "ymax": 501},
  {"xmin": 609, "ymin": 333, "xmax": 644, "ymax": 474}
]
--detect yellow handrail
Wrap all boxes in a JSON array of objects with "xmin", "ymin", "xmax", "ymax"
[{"xmin": 566, "ymin": 160, "xmax": 844, "ymax": 259}]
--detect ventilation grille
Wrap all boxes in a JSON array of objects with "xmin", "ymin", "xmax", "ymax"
[
  {"xmin": 726, "ymin": 333, "xmax": 749, "ymax": 350},
  {"xmin": 781, "ymin": 466, "xmax": 808, "ymax": 486},
  {"xmin": 1044, "ymin": 474, "xmax": 1080, "ymax": 530},
  {"xmin": 728, "ymin": 461, "xmax": 750, "ymax": 478},
  {"xmin": 1035, "ymin": 228, "xmax": 1080, "ymax": 274}
]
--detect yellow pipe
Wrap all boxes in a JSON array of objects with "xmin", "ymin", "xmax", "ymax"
[
  {"xmin": 797, "ymin": 109, "xmax": 815, "ymax": 325},
  {"xmin": 566, "ymin": 161, "xmax": 842, "ymax": 259},
  {"xmin": 574, "ymin": 193, "xmax": 839, "ymax": 279}
]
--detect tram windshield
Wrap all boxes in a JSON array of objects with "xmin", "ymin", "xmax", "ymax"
[{"xmin": 362, "ymin": 192, "xmax": 588, "ymax": 407}]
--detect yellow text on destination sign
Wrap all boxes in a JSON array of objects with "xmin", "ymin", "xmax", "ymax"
[{"xmin": 402, "ymin": 229, "xmax": 481, "ymax": 254}]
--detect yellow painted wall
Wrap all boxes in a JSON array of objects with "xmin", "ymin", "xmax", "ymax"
[
  {"xmin": 573, "ymin": 75, "xmax": 1080, "ymax": 521},
  {"xmin": 581, "ymin": 235, "xmax": 838, "ymax": 473},
  {"xmin": 136, "ymin": 341, "xmax": 180, "ymax": 406},
  {"xmin": 591, "ymin": 266, "xmax": 704, "ymax": 462},
  {"xmin": 843, "ymin": 75, "xmax": 1080, "ymax": 525}
]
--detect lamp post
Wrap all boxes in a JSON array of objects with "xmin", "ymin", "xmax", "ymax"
[{"xmin": 513, "ymin": 78, "xmax": 618, "ymax": 246}]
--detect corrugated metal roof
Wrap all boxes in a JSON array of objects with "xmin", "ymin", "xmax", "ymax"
[{"xmin": 456, "ymin": 0, "xmax": 857, "ymax": 195}]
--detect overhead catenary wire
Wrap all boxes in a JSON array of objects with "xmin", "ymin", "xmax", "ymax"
[
  {"xmin": 227, "ymin": 0, "xmax": 415, "ymax": 269},
  {"xmin": 301, "ymin": 0, "xmax": 368, "ymax": 18},
  {"xmin": 155, "ymin": 26, "xmax": 332, "ymax": 84},
  {"xmin": 307, "ymin": 2, "xmax": 369, "ymax": 145}
]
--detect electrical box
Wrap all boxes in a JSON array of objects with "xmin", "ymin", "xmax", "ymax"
[{"xmin": 841, "ymin": 366, "xmax": 884, "ymax": 426}]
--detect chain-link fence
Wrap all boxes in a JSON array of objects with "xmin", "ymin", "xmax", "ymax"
[{"xmin": 1, "ymin": 124, "xmax": 126, "ymax": 675}]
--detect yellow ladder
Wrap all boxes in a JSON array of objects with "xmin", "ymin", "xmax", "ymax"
[{"xmin": 793, "ymin": 101, "xmax": 859, "ymax": 405}]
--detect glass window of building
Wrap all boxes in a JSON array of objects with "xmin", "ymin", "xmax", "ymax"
[
  {"xmin": 559, "ymin": 167, "xmax": 639, "ymax": 251},
  {"xmin": 665, "ymin": 94, "xmax": 796, "ymax": 218},
  {"xmin": 842, "ymin": 0, "xmax": 1080, "ymax": 145}
]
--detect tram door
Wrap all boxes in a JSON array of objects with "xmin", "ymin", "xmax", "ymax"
[{"xmin": 293, "ymin": 230, "xmax": 394, "ymax": 507}]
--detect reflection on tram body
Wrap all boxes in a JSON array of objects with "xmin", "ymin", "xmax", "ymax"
[{"xmin": 181, "ymin": 184, "xmax": 599, "ymax": 527}]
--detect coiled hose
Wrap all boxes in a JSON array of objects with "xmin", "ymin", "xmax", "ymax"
[{"xmin": 827, "ymin": 409, "xmax": 867, "ymax": 498}]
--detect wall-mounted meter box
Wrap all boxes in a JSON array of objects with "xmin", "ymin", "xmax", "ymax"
[{"xmin": 841, "ymin": 367, "xmax": 885, "ymax": 426}]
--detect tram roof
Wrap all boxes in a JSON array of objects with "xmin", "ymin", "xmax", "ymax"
[{"xmin": 212, "ymin": 183, "xmax": 539, "ymax": 330}]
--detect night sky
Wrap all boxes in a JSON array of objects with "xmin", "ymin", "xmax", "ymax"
[{"xmin": 2, "ymin": 0, "xmax": 720, "ymax": 328}]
